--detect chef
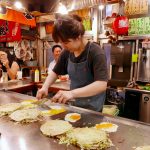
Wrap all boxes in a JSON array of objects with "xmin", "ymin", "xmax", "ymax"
[{"xmin": 36, "ymin": 14, "xmax": 108, "ymax": 112}]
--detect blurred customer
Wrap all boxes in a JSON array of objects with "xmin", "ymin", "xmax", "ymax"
[
  {"xmin": 48, "ymin": 44, "xmax": 62, "ymax": 73},
  {"xmin": 0, "ymin": 50, "xmax": 19, "ymax": 80}
]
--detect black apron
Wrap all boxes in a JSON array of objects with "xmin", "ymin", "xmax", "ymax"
[{"xmin": 67, "ymin": 43, "xmax": 105, "ymax": 111}]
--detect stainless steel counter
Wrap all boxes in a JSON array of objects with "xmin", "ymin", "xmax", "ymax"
[{"xmin": 0, "ymin": 91, "xmax": 150, "ymax": 150}]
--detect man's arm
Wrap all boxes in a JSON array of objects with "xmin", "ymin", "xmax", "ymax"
[
  {"xmin": 42, "ymin": 70, "xmax": 58, "ymax": 89},
  {"xmin": 36, "ymin": 70, "xmax": 58, "ymax": 99},
  {"xmin": 52, "ymin": 81, "xmax": 107, "ymax": 103},
  {"xmin": 72, "ymin": 80, "xmax": 107, "ymax": 98}
]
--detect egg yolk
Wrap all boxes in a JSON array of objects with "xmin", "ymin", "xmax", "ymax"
[
  {"xmin": 23, "ymin": 100, "xmax": 37, "ymax": 103},
  {"xmin": 70, "ymin": 114, "xmax": 81, "ymax": 120},
  {"xmin": 50, "ymin": 109, "xmax": 66, "ymax": 114},
  {"xmin": 41, "ymin": 109, "xmax": 66, "ymax": 115},
  {"xmin": 96, "ymin": 123, "xmax": 113, "ymax": 129}
]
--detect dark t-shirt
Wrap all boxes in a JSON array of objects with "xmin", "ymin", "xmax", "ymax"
[{"xmin": 53, "ymin": 42, "xmax": 108, "ymax": 81}]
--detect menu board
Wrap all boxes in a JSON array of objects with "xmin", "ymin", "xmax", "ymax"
[
  {"xmin": 125, "ymin": 0, "xmax": 148, "ymax": 16},
  {"xmin": 129, "ymin": 17, "xmax": 150, "ymax": 35}
]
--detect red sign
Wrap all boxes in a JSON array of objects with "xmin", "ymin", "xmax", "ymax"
[
  {"xmin": 0, "ymin": 20, "xmax": 21, "ymax": 42},
  {"xmin": 113, "ymin": 16, "xmax": 129, "ymax": 35}
]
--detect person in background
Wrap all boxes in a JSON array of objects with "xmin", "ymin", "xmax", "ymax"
[
  {"xmin": 48, "ymin": 44, "xmax": 62, "ymax": 73},
  {"xmin": 0, "ymin": 50, "xmax": 19, "ymax": 80},
  {"xmin": 36, "ymin": 14, "xmax": 108, "ymax": 112}
]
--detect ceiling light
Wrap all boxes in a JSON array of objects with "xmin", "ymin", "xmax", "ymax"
[
  {"xmin": 14, "ymin": 1, "xmax": 23, "ymax": 9},
  {"xmin": 99, "ymin": 5, "xmax": 104, "ymax": 10},
  {"xmin": 57, "ymin": 3, "xmax": 68, "ymax": 14}
]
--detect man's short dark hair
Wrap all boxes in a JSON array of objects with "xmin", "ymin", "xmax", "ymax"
[{"xmin": 52, "ymin": 45, "xmax": 62, "ymax": 53}]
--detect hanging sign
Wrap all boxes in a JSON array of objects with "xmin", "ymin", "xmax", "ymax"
[
  {"xmin": 113, "ymin": 16, "xmax": 129, "ymax": 35},
  {"xmin": 0, "ymin": 8, "xmax": 36, "ymax": 27},
  {"xmin": 0, "ymin": 19, "xmax": 21, "ymax": 42},
  {"xmin": 45, "ymin": 23, "xmax": 54, "ymax": 34}
]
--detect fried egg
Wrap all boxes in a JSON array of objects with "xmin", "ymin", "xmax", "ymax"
[
  {"xmin": 21, "ymin": 99, "xmax": 38, "ymax": 105},
  {"xmin": 65, "ymin": 113, "xmax": 81, "ymax": 123},
  {"xmin": 95, "ymin": 122, "xmax": 118, "ymax": 133},
  {"xmin": 21, "ymin": 100, "xmax": 38, "ymax": 109},
  {"xmin": 41, "ymin": 108, "xmax": 66, "ymax": 116}
]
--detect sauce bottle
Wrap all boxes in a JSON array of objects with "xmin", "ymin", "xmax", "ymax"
[
  {"xmin": 34, "ymin": 69, "xmax": 39, "ymax": 82},
  {"xmin": 30, "ymin": 69, "xmax": 35, "ymax": 82}
]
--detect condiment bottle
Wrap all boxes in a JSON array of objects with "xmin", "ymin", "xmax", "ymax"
[
  {"xmin": 34, "ymin": 69, "xmax": 39, "ymax": 82},
  {"xmin": 30, "ymin": 69, "xmax": 35, "ymax": 82}
]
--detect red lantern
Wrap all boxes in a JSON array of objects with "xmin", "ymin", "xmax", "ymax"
[{"xmin": 113, "ymin": 16, "xmax": 129, "ymax": 35}]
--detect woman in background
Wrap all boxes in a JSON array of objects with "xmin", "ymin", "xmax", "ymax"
[{"xmin": 0, "ymin": 50, "xmax": 19, "ymax": 80}]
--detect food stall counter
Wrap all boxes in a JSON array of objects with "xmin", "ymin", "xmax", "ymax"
[{"xmin": 0, "ymin": 91, "xmax": 150, "ymax": 150}]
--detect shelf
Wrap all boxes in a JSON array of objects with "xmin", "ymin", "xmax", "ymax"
[{"xmin": 118, "ymin": 35, "xmax": 150, "ymax": 41}]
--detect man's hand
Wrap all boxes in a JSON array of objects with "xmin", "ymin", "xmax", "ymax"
[
  {"xmin": 36, "ymin": 87, "xmax": 48, "ymax": 100},
  {"xmin": 52, "ymin": 90, "xmax": 75, "ymax": 104}
]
